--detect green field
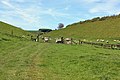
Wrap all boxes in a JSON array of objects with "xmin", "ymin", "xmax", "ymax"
[{"xmin": 0, "ymin": 41, "xmax": 120, "ymax": 80}]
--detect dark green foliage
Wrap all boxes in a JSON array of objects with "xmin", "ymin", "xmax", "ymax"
[
  {"xmin": 91, "ymin": 17, "xmax": 100, "ymax": 22},
  {"xmin": 39, "ymin": 28, "xmax": 52, "ymax": 33}
]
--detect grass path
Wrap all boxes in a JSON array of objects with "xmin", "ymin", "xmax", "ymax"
[
  {"xmin": 0, "ymin": 41, "xmax": 50, "ymax": 80},
  {"xmin": 26, "ymin": 43, "xmax": 50, "ymax": 80}
]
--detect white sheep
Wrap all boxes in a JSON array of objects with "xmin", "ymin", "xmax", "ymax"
[
  {"xmin": 97, "ymin": 39, "xmax": 100, "ymax": 42},
  {"xmin": 113, "ymin": 40, "xmax": 117, "ymax": 42},
  {"xmin": 106, "ymin": 40, "xmax": 109, "ymax": 43},
  {"xmin": 44, "ymin": 37, "xmax": 49, "ymax": 42},
  {"xmin": 55, "ymin": 37, "xmax": 64, "ymax": 43}
]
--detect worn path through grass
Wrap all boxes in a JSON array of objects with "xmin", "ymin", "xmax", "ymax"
[{"xmin": 0, "ymin": 41, "xmax": 50, "ymax": 80}]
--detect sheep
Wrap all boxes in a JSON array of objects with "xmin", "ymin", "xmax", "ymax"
[
  {"xmin": 113, "ymin": 40, "xmax": 117, "ymax": 42},
  {"xmin": 100, "ymin": 39, "xmax": 105, "ymax": 42},
  {"xmin": 106, "ymin": 40, "xmax": 109, "ymax": 43},
  {"xmin": 65, "ymin": 38, "xmax": 72, "ymax": 44},
  {"xmin": 65, "ymin": 38, "xmax": 71, "ymax": 41},
  {"xmin": 97, "ymin": 39, "xmax": 100, "ymax": 42},
  {"xmin": 113, "ymin": 40, "xmax": 119, "ymax": 42},
  {"xmin": 44, "ymin": 37, "xmax": 49, "ymax": 42},
  {"xmin": 55, "ymin": 37, "xmax": 64, "ymax": 43},
  {"xmin": 55, "ymin": 38, "xmax": 61, "ymax": 43},
  {"xmin": 96, "ymin": 39, "xmax": 104, "ymax": 42}
]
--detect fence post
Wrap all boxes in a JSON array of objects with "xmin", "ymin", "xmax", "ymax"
[{"xmin": 11, "ymin": 30, "xmax": 13, "ymax": 35}]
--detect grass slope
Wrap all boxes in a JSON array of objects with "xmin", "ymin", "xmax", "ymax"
[
  {"xmin": 45, "ymin": 18, "xmax": 120, "ymax": 40},
  {"xmin": 0, "ymin": 21, "xmax": 33, "ymax": 41},
  {"xmin": 0, "ymin": 41, "xmax": 120, "ymax": 80}
]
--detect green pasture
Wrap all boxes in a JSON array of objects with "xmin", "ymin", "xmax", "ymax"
[{"xmin": 0, "ymin": 41, "xmax": 120, "ymax": 80}]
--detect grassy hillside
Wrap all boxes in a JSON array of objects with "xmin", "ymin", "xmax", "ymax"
[
  {"xmin": 0, "ymin": 21, "xmax": 33, "ymax": 41},
  {"xmin": 45, "ymin": 16, "xmax": 120, "ymax": 40},
  {"xmin": 0, "ymin": 41, "xmax": 120, "ymax": 80}
]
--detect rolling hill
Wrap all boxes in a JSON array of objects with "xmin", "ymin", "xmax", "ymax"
[
  {"xmin": 45, "ymin": 15, "xmax": 120, "ymax": 41},
  {"xmin": 0, "ymin": 21, "xmax": 33, "ymax": 41}
]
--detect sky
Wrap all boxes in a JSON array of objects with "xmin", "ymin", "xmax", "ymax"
[{"xmin": 0, "ymin": 0, "xmax": 120, "ymax": 30}]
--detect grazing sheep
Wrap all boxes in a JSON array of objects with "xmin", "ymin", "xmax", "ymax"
[
  {"xmin": 66, "ymin": 41, "xmax": 72, "ymax": 44},
  {"xmin": 100, "ymin": 39, "xmax": 105, "ymax": 42},
  {"xmin": 112, "ymin": 44, "xmax": 118, "ymax": 49},
  {"xmin": 97, "ymin": 39, "xmax": 105, "ymax": 42},
  {"xmin": 55, "ymin": 38, "xmax": 61, "ymax": 43},
  {"xmin": 113, "ymin": 40, "xmax": 117, "ymax": 42},
  {"xmin": 55, "ymin": 37, "xmax": 64, "ymax": 43},
  {"xmin": 65, "ymin": 38, "xmax": 72, "ymax": 44},
  {"xmin": 113, "ymin": 40, "xmax": 120, "ymax": 43},
  {"xmin": 65, "ymin": 38, "xmax": 71, "ymax": 41},
  {"xmin": 97, "ymin": 39, "xmax": 99, "ymax": 42},
  {"xmin": 106, "ymin": 40, "xmax": 109, "ymax": 43},
  {"xmin": 44, "ymin": 37, "xmax": 49, "ymax": 42}
]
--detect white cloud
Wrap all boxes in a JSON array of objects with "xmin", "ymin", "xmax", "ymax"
[
  {"xmin": 0, "ymin": 0, "xmax": 71, "ymax": 29},
  {"xmin": 89, "ymin": 0, "xmax": 120, "ymax": 14},
  {"xmin": 1, "ymin": 0, "xmax": 38, "ymax": 23},
  {"xmin": 1, "ymin": 0, "xmax": 69, "ymax": 21}
]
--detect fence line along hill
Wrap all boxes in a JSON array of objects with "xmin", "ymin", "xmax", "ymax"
[{"xmin": 0, "ymin": 21, "xmax": 33, "ymax": 41}]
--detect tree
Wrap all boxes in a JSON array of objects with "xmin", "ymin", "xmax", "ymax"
[
  {"xmin": 58, "ymin": 23, "xmax": 64, "ymax": 29},
  {"xmin": 91, "ymin": 17, "xmax": 100, "ymax": 22},
  {"xmin": 39, "ymin": 29, "xmax": 52, "ymax": 33}
]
